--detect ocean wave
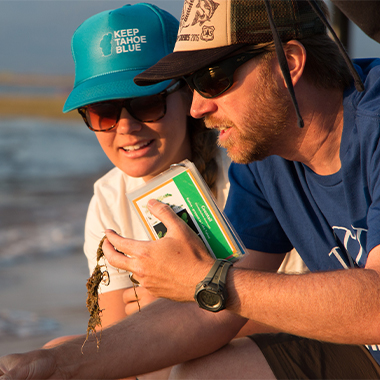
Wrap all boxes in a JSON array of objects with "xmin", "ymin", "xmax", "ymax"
[{"xmin": 0, "ymin": 118, "xmax": 113, "ymax": 180}]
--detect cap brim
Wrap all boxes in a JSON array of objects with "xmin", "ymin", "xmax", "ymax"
[
  {"xmin": 63, "ymin": 70, "xmax": 171, "ymax": 113},
  {"xmin": 134, "ymin": 44, "xmax": 247, "ymax": 86}
]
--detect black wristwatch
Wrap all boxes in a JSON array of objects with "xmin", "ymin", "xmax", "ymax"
[{"xmin": 194, "ymin": 259, "xmax": 233, "ymax": 312}]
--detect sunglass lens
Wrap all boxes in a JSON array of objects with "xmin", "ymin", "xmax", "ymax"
[
  {"xmin": 129, "ymin": 95, "xmax": 166, "ymax": 122},
  {"xmin": 86, "ymin": 103, "xmax": 119, "ymax": 131},
  {"xmin": 194, "ymin": 67, "xmax": 231, "ymax": 98}
]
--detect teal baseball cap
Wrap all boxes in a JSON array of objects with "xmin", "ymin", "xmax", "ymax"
[{"xmin": 63, "ymin": 3, "xmax": 179, "ymax": 113}]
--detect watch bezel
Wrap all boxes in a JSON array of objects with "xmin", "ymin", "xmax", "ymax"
[
  {"xmin": 195, "ymin": 285, "xmax": 225, "ymax": 312},
  {"xmin": 194, "ymin": 259, "xmax": 232, "ymax": 313}
]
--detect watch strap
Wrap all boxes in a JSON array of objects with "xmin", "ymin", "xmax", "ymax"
[
  {"xmin": 204, "ymin": 259, "xmax": 232, "ymax": 286},
  {"xmin": 211, "ymin": 260, "xmax": 232, "ymax": 288}
]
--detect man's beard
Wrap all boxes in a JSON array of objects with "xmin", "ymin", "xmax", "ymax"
[{"xmin": 205, "ymin": 61, "xmax": 292, "ymax": 164}]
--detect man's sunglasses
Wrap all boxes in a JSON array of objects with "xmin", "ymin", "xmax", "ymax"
[
  {"xmin": 183, "ymin": 48, "xmax": 266, "ymax": 99},
  {"xmin": 78, "ymin": 80, "xmax": 184, "ymax": 132}
]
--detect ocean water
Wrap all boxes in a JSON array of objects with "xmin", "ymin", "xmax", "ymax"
[
  {"xmin": 0, "ymin": 117, "xmax": 113, "ymax": 339},
  {"xmin": 0, "ymin": 117, "xmax": 113, "ymax": 266},
  {"xmin": 0, "ymin": 118, "xmax": 112, "ymax": 180}
]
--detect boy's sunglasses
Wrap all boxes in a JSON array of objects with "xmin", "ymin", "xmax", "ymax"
[
  {"xmin": 78, "ymin": 80, "xmax": 184, "ymax": 132},
  {"xmin": 183, "ymin": 48, "xmax": 266, "ymax": 99}
]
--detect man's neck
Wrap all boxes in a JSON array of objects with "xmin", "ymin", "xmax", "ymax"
[{"xmin": 280, "ymin": 88, "xmax": 344, "ymax": 176}]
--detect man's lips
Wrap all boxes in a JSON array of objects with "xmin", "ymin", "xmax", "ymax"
[
  {"xmin": 204, "ymin": 117, "xmax": 233, "ymax": 141},
  {"xmin": 204, "ymin": 117, "xmax": 231, "ymax": 133},
  {"xmin": 218, "ymin": 126, "xmax": 231, "ymax": 133},
  {"xmin": 217, "ymin": 126, "xmax": 233, "ymax": 143}
]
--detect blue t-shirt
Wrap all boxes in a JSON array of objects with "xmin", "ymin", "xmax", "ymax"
[{"xmin": 224, "ymin": 58, "xmax": 380, "ymax": 364}]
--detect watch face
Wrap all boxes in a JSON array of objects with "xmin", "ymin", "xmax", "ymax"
[{"xmin": 198, "ymin": 290, "xmax": 222, "ymax": 310}]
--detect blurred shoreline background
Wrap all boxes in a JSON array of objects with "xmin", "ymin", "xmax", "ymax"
[
  {"xmin": 0, "ymin": 0, "xmax": 183, "ymax": 356},
  {"xmin": 0, "ymin": 72, "xmax": 114, "ymax": 355},
  {"xmin": 0, "ymin": 72, "xmax": 76, "ymax": 120}
]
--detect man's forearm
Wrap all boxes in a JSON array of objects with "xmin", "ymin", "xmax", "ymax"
[{"xmin": 226, "ymin": 266, "xmax": 380, "ymax": 345}]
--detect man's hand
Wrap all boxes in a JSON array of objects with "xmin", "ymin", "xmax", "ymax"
[
  {"xmin": 103, "ymin": 199, "xmax": 215, "ymax": 302},
  {"xmin": 123, "ymin": 286, "xmax": 157, "ymax": 315}
]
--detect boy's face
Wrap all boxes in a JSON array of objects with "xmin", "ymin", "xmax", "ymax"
[{"xmin": 94, "ymin": 89, "xmax": 192, "ymax": 181}]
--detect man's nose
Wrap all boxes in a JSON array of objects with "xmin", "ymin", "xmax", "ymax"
[{"xmin": 190, "ymin": 91, "xmax": 218, "ymax": 119}]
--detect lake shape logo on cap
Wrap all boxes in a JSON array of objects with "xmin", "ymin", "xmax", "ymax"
[{"xmin": 100, "ymin": 28, "xmax": 147, "ymax": 57}]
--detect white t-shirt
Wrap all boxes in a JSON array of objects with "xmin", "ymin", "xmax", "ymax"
[{"xmin": 84, "ymin": 150, "xmax": 231, "ymax": 293}]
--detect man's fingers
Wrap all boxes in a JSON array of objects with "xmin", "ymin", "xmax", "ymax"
[
  {"xmin": 102, "ymin": 236, "xmax": 132, "ymax": 271},
  {"xmin": 147, "ymin": 199, "xmax": 186, "ymax": 232},
  {"xmin": 104, "ymin": 229, "xmax": 141, "ymax": 257},
  {"xmin": 104, "ymin": 229, "xmax": 128, "ymax": 252}
]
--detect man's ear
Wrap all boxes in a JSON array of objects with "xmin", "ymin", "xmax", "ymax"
[{"xmin": 282, "ymin": 40, "xmax": 306, "ymax": 88}]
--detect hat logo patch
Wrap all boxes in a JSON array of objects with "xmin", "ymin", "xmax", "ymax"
[
  {"xmin": 100, "ymin": 33, "xmax": 113, "ymax": 56},
  {"xmin": 178, "ymin": 0, "xmax": 219, "ymax": 42},
  {"xmin": 200, "ymin": 25, "xmax": 215, "ymax": 42},
  {"xmin": 100, "ymin": 29, "xmax": 147, "ymax": 56}
]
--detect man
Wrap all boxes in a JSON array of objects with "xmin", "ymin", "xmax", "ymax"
[{"xmin": 1, "ymin": 0, "xmax": 380, "ymax": 378}]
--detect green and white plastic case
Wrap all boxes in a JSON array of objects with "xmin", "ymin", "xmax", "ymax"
[{"xmin": 127, "ymin": 159, "xmax": 245, "ymax": 262}]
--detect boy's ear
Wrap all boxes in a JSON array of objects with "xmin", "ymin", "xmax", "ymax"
[{"xmin": 282, "ymin": 40, "xmax": 307, "ymax": 88}]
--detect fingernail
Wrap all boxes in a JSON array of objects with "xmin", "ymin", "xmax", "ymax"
[{"xmin": 147, "ymin": 199, "xmax": 161, "ymax": 209}]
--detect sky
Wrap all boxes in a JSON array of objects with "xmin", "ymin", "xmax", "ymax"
[
  {"xmin": 0, "ymin": 0, "xmax": 184, "ymax": 75},
  {"xmin": 0, "ymin": 0, "xmax": 380, "ymax": 76}
]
